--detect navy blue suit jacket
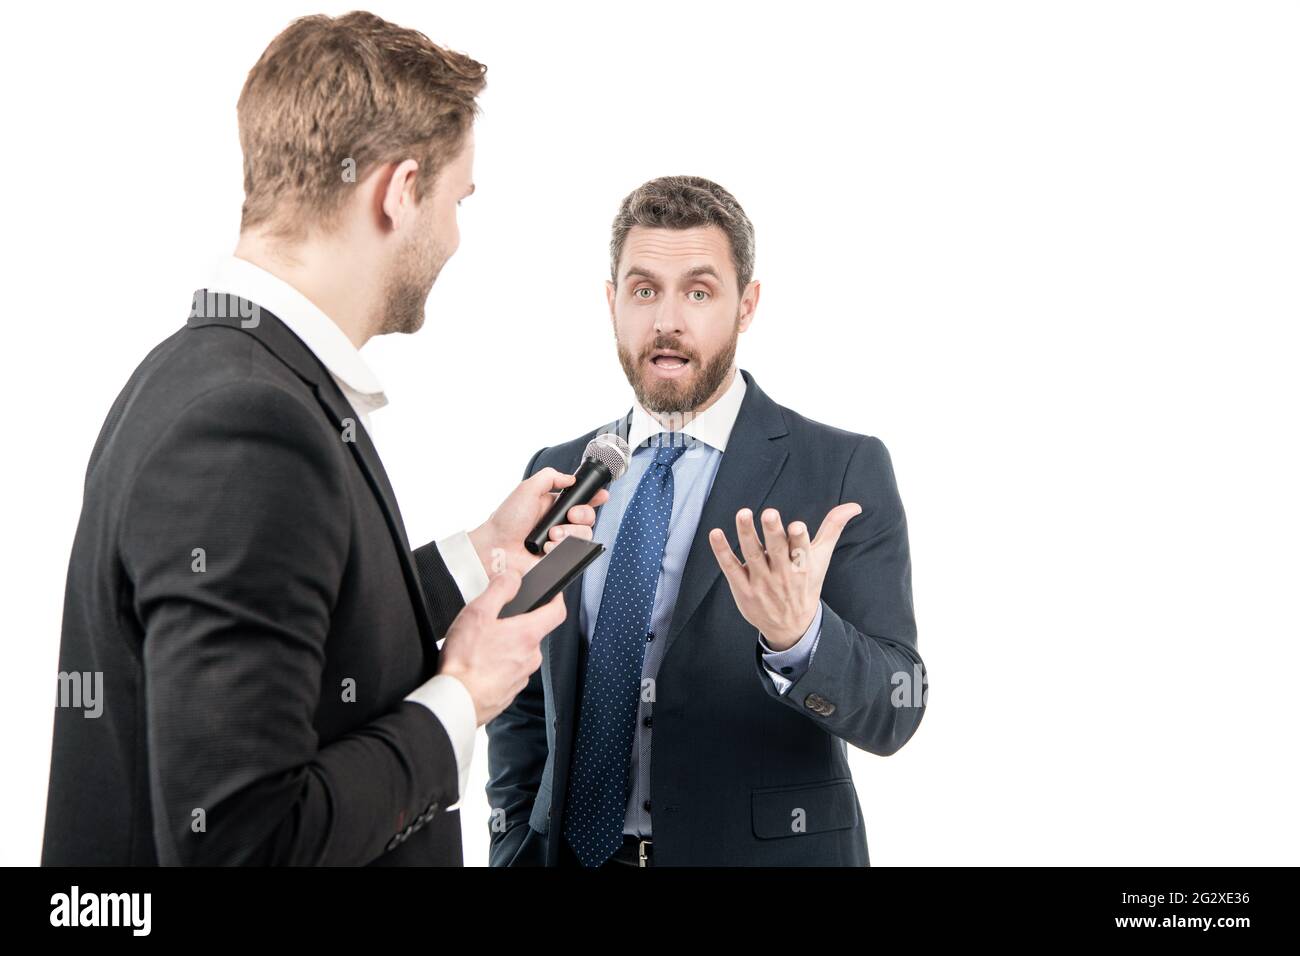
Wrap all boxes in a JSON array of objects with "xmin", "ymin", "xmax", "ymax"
[{"xmin": 486, "ymin": 368, "xmax": 925, "ymax": 865}]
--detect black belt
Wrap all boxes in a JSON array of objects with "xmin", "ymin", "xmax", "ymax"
[{"xmin": 608, "ymin": 834, "xmax": 653, "ymax": 867}]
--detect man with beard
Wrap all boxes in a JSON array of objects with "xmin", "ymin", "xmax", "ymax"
[
  {"xmin": 486, "ymin": 175, "xmax": 927, "ymax": 867},
  {"xmin": 41, "ymin": 12, "xmax": 606, "ymax": 866}
]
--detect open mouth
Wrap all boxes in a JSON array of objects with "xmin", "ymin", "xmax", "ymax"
[{"xmin": 649, "ymin": 349, "xmax": 691, "ymax": 373}]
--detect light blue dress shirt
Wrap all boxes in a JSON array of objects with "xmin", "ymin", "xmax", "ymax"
[{"xmin": 578, "ymin": 371, "xmax": 822, "ymax": 837}]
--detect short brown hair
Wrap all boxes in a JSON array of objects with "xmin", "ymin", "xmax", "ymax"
[
  {"xmin": 610, "ymin": 176, "xmax": 756, "ymax": 291},
  {"xmin": 237, "ymin": 11, "xmax": 486, "ymax": 237}
]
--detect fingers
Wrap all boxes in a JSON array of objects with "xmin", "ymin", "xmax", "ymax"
[
  {"xmin": 735, "ymin": 508, "xmax": 769, "ymax": 574},
  {"xmin": 760, "ymin": 508, "xmax": 791, "ymax": 573},
  {"xmin": 546, "ymin": 523, "xmax": 594, "ymax": 548},
  {"xmin": 543, "ymin": 491, "xmax": 607, "ymax": 552},
  {"xmin": 787, "ymin": 519, "xmax": 812, "ymax": 572},
  {"xmin": 708, "ymin": 527, "xmax": 747, "ymax": 589},
  {"xmin": 564, "ymin": 503, "xmax": 598, "ymax": 526},
  {"xmin": 812, "ymin": 502, "xmax": 863, "ymax": 550}
]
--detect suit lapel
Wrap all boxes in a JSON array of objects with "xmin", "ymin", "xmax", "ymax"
[
  {"xmin": 662, "ymin": 369, "xmax": 789, "ymax": 663},
  {"xmin": 187, "ymin": 295, "xmax": 439, "ymax": 668}
]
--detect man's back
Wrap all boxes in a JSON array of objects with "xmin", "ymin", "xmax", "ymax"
[{"xmin": 43, "ymin": 313, "xmax": 460, "ymax": 865}]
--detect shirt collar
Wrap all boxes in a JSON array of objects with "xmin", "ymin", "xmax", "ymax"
[
  {"xmin": 626, "ymin": 369, "xmax": 748, "ymax": 454},
  {"xmin": 208, "ymin": 255, "xmax": 387, "ymax": 410}
]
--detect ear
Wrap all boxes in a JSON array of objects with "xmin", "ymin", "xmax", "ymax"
[
  {"xmin": 605, "ymin": 279, "xmax": 617, "ymax": 317},
  {"xmin": 378, "ymin": 158, "xmax": 422, "ymax": 232},
  {"xmin": 737, "ymin": 279, "xmax": 761, "ymax": 332}
]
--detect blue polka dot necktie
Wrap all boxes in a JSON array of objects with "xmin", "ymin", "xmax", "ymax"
[{"xmin": 563, "ymin": 434, "xmax": 689, "ymax": 867}]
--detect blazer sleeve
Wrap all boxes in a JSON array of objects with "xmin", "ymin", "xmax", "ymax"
[
  {"xmin": 121, "ymin": 380, "xmax": 459, "ymax": 865},
  {"xmin": 754, "ymin": 435, "xmax": 927, "ymax": 755},
  {"xmin": 484, "ymin": 445, "xmax": 553, "ymax": 866}
]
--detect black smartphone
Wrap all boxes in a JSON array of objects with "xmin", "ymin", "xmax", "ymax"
[{"xmin": 498, "ymin": 535, "xmax": 605, "ymax": 618}]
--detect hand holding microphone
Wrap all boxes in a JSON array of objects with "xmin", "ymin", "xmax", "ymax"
[
  {"xmin": 524, "ymin": 433, "xmax": 630, "ymax": 555},
  {"xmin": 447, "ymin": 434, "xmax": 631, "ymax": 725},
  {"xmin": 467, "ymin": 433, "xmax": 631, "ymax": 578}
]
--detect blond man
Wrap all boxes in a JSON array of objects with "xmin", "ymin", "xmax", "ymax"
[{"xmin": 41, "ymin": 11, "xmax": 602, "ymax": 866}]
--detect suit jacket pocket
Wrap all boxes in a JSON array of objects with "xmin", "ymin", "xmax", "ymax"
[{"xmin": 752, "ymin": 778, "xmax": 860, "ymax": 840}]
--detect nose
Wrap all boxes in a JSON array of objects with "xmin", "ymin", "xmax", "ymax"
[{"xmin": 653, "ymin": 297, "xmax": 685, "ymax": 338}]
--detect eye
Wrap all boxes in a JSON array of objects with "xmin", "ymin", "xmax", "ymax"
[
  {"xmin": 689, "ymin": 289, "xmax": 710, "ymax": 302},
  {"xmin": 634, "ymin": 287, "xmax": 655, "ymax": 300}
]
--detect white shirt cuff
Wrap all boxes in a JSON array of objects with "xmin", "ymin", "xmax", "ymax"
[
  {"xmin": 436, "ymin": 530, "xmax": 490, "ymax": 604},
  {"xmin": 404, "ymin": 673, "xmax": 477, "ymax": 810},
  {"xmin": 763, "ymin": 661, "xmax": 793, "ymax": 695}
]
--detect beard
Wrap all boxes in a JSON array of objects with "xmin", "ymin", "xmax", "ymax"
[
  {"xmin": 375, "ymin": 225, "xmax": 451, "ymax": 336},
  {"xmin": 616, "ymin": 316, "xmax": 739, "ymax": 417}
]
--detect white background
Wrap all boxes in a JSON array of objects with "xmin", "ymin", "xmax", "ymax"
[{"xmin": 2, "ymin": 0, "xmax": 1297, "ymax": 866}]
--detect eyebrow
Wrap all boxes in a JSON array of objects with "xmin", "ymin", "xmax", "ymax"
[{"xmin": 623, "ymin": 264, "xmax": 721, "ymax": 283}]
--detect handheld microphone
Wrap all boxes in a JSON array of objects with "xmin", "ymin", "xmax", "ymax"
[{"xmin": 525, "ymin": 432, "xmax": 631, "ymax": 555}]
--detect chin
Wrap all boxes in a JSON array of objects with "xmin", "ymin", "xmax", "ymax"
[{"xmin": 639, "ymin": 377, "xmax": 695, "ymax": 414}]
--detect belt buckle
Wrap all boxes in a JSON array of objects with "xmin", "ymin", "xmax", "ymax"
[{"xmin": 638, "ymin": 838, "xmax": 652, "ymax": 868}]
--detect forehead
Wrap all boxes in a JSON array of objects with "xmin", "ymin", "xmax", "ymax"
[{"xmin": 618, "ymin": 225, "xmax": 734, "ymax": 281}]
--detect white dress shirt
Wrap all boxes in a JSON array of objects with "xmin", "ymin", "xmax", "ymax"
[{"xmin": 207, "ymin": 255, "xmax": 487, "ymax": 809}]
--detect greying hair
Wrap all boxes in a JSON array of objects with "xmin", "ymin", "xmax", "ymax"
[{"xmin": 609, "ymin": 176, "xmax": 755, "ymax": 291}]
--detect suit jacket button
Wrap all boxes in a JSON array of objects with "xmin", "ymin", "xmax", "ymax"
[{"xmin": 804, "ymin": 693, "xmax": 835, "ymax": 716}]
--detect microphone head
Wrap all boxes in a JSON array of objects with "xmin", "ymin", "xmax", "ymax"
[{"xmin": 585, "ymin": 433, "xmax": 631, "ymax": 481}]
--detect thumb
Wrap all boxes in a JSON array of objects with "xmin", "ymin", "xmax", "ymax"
[
  {"xmin": 471, "ymin": 566, "xmax": 523, "ymax": 617},
  {"xmin": 812, "ymin": 502, "xmax": 863, "ymax": 550},
  {"xmin": 529, "ymin": 466, "xmax": 574, "ymax": 496}
]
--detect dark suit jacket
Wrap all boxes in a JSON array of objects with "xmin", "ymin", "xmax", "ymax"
[
  {"xmin": 42, "ymin": 295, "xmax": 467, "ymax": 865},
  {"xmin": 486, "ymin": 368, "xmax": 925, "ymax": 866}
]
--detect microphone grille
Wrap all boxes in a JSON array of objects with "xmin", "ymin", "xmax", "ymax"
[{"xmin": 585, "ymin": 432, "xmax": 631, "ymax": 480}]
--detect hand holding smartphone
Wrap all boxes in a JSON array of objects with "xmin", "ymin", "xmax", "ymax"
[{"xmin": 498, "ymin": 535, "xmax": 604, "ymax": 618}]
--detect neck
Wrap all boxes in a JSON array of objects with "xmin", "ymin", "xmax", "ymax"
[{"xmin": 234, "ymin": 229, "xmax": 376, "ymax": 349}]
